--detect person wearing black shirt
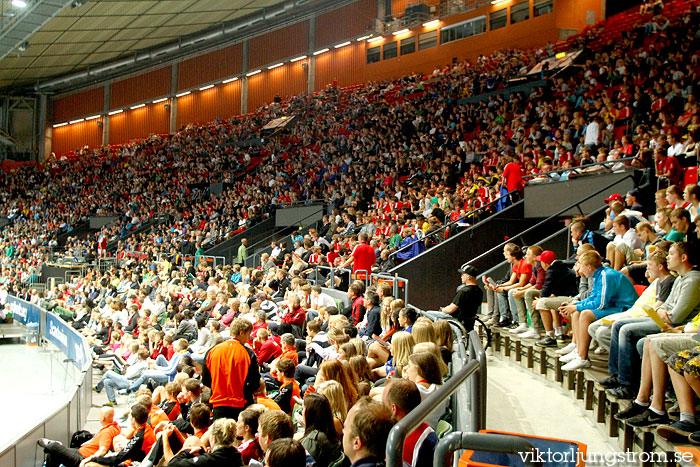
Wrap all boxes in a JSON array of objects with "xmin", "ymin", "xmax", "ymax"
[{"xmin": 440, "ymin": 264, "xmax": 483, "ymax": 331}]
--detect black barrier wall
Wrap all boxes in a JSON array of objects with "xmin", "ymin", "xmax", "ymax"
[{"xmin": 389, "ymin": 202, "xmax": 562, "ymax": 310}]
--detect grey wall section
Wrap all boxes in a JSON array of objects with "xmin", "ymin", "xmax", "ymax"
[
  {"xmin": 389, "ymin": 202, "xmax": 563, "ymax": 310},
  {"xmin": 90, "ymin": 216, "xmax": 118, "ymax": 229},
  {"xmin": 524, "ymin": 170, "xmax": 638, "ymax": 218},
  {"xmin": 275, "ymin": 205, "xmax": 324, "ymax": 227},
  {"xmin": 204, "ymin": 217, "xmax": 276, "ymax": 262}
]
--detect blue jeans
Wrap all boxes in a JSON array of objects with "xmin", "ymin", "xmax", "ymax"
[
  {"xmin": 99, "ymin": 370, "xmax": 130, "ymax": 403},
  {"xmin": 496, "ymin": 290, "xmax": 512, "ymax": 322},
  {"xmin": 608, "ymin": 317, "xmax": 660, "ymax": 387},
  {"xmin": 128, "ymin": 370, "xmax": 170, "ymax": 392},
  {"xmin": 155, "ymin": 355, "xmax": 169, "ymax": 367}
]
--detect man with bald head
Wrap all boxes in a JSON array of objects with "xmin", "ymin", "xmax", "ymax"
[{"xmin": 38, "ymin": 406, "xmax": 121, "ymax": 467}]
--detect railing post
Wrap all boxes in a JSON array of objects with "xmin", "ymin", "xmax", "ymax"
[{"xmin": 434, "ymin": 432, "xmax": 540, "ymax": 467}]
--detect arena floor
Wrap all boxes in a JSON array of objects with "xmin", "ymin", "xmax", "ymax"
[{"xmin": 0, "ymin": 342, "xmax": 81, "ymax": 452}]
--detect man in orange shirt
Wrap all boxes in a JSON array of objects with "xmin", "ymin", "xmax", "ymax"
[
  {"xmin": 38, "ymin": 407, "xmax": 120, "ymax": 467},
  {"xmin": 202, "ymin": 318, "xmax": 260, "ymax": 420}
]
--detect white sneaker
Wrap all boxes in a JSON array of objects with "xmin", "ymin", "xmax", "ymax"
[
  {"xmin": 510, "ymin": 323, "xmax": 528, "ymax": 334},
  {"xmin": 562, "ymin": 357, "xmax": 591, "ymax": 371},
  {"xmin": 485, "ymin": 318, "xmax": 497, "ymax": 326},
  {"xmin": 559, "ymin": 349, "xmax": 579, "ymax": 363},
  {"xmin": 594, "ymin": 346, "xmax": 607, "ymax": 355},
  {"xmin": 556, "ymin": 342, "xmax": 577, "ymax": 355},
  {"xmin": 518, "ymin": 328, "xmax": 540, "ymax": 339}
]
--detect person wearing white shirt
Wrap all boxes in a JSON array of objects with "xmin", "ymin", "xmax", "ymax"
[
  {"xmin": 667, "ymin": 134, "xmax": 684, "ymax": 158},
  {"xmin": 308, "ymin": 286, "xmax": 336, "ymax": 322},
  {"xmin": 584, "ymin": 117, "xmax": 601, "ymax": 147},
  {"xmin": 607, "ymin": 215, "xmax": 645, "ymax": 271}
]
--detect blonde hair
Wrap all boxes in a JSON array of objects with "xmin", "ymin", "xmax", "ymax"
[
  {"xmin": 329, "ymin": 314, "xmax": 349, "ymax": 330},
  {"xmin": 390, "ymin": 299, "xmax": 404, "ymax": 313},
  {"xmin": 434, "ymin": 320, "xmax": 454, "ymax": 350},
  {"xmin": 350, "ymin": 337, "xmax": 367, "ymax": 357},
  {"xmin": 391, "ymin": 331, "xmax": 415, "ymax": 378},
  {"xmin": 579, "ymin": 250, "xmax": 603, "ymax": 268},
  {"xmin": 316, "ymin": 380, "xmax": 348, "ymax": 420},
  {"xmin": 411, "ymin": 320, "xmax": 436, "ymax": 344},
  {"xmin": 414, "ymin": 342, "xmax": 449, "ymax": 377},
  {"xmin": 380, "ymin": 297, "xmax": 394, "ymax": 329},
  {"xmin": 211, "ymin": 418, "xmax": 237, "ymax": 447}
]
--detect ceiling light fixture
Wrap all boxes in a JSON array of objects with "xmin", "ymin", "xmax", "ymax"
[
  {"xmin": 153, "ymin": 98, "xmax": 168, "ymax": 103},
  {"xmin": 130, "ymin": 104, "xmax": 145, "ymax": 109},
  {"xmin": 52, "ymin": 122, "xmax": 67, "ymax": 128},
  {"xmin": 12, "ymin": 0, "xmax": 27, "ymax": 8},
  {"xmin": 392, "ymin": 29, "xmax": 409, "ymax": 36},
  {"xmin": 367, "ymin": 36, "xmax": 384, "ymax": 43},
  {"xmin": 199, "ymin": 84, "xmax": 214, "ymax": 90},
  {"xmin": 108, "ymin": 109, "xmax": 123, "ymax": 115},
  {"xmin": 313, "ymin": 48, "xmax": 329, "ymax": 55},
  {"xmin": 356, "ymin": 35, "xmax": 372, "ymax": 41},
  {"xmin": 290, "ymin": 55, "xmax": 307, "ymax": 62},
  {"xmin": 69, "ymin": 119, "xmax": 84, "ymax": 124},
  {"xmin": 268, "ymin": 63, "xmax": 283, "ymax": 69},
  {"xmin": 222, "ymin": 77, "xmax": 238, "ymax": 83},
  {"xmin": 85, "ymin": 115, "xmax": 100, "ymax": 120},
  {"xmin": 423, "ymin": 19, "xmax": 440, "ymax": 27},
  {"xmin": 246, "ymin": 70, "xmax": 261, "ymax": 76},
  {"xmin": 175, "ymin": 91, "xmax": 191, "ymax": 97},
  {"xmin": 334, "ymin": 41, "xmax": 351, "ymax": 48}
]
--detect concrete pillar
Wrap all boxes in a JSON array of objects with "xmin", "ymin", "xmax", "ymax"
[
  {"xmin": 102, "ymin": 83, "xmax": 110, "ymax": 146},
  {"xmin": 377, "ymin": 0, "xmax": 387, "ymax": 23},
  {"xmin": 170, "ymin": 63, "xmax": 178, "ymax": 133},
  {"xmin": 241, "ymin": 40, "xmax": 249, "ymax": 114},
  {"xmin": 307, "ymin": 16, "xmax": 316, "ymax": 94},
  {"xmin": 37, "ymin": 93, "xmax": 48, "ymax": 161}
]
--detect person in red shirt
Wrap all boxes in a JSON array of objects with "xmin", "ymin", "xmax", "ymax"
[
  {"xmin": 340, "ymin": 232, "xmax": 376, "ymax": 280},
  {"xmin": 253, "ymin": 329, "xmax": 283, "ymax": 365},
  {"xmin": 272, "ymin": 359, "xmax": 301, "ymax": 415},
  {"xmin": 655, "ymin": 147, "xmax": 682, "ymax": 186},
  {"xmin": 500, "ymin": 156, "xmax": 523, "ymax": 197},
  {"xmin": 278, "ymin": 294, "xmax": 306, "ymax": 336}
]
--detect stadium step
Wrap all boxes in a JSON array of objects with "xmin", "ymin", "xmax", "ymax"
[{"xmin": 482, "ymin": 320, "xmax": 699, "ymax": 462}]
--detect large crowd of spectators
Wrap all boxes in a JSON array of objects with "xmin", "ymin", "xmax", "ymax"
[{"xmin": 0, "ymin": 0, "xmax": 700, "ymax": 462}]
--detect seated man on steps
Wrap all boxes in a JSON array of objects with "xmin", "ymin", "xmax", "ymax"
[
  {"xmin": 556, "ymin": 250, "xmax": 638, "ymax": 371},
  {"xmin": 535, "ymin": 244, "xmax": 595, "ymax": 348},
  {"xmin": 602, "ymin": 241, "xmax": 700, "ymax": 398},
  {"xmin": 588, "ymin": 250, "xmax": 675, "ymax": 356}
]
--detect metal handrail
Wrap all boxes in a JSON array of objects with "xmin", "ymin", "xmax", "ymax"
[
  {"xmin": 522, "ymin": 156, "xmax": 637, "ymax": 182},
  {"xmin": 464, "ymin": 173, "xmax": 637, "ymax": 267},
  {"xmin": 388, "ymin": 189, "xmax": 519, "ymax": 260},
  {"xmin": 385, "ymin": 329, "xmax": 486, "ymax": 467},
  {"xmin": 434, "ymin": 432, "xmax": 540, "ymax": 467},
  {"xmin": 385, "ymin": 359, "xmax": 480, "ymax": 467}
]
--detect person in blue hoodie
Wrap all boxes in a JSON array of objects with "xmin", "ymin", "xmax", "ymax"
[{"xmin": 558, "ymin": 250, "xmax": 638, "ymax": 370}]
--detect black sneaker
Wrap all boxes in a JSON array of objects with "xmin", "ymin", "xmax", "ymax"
[
  {"xmin": 597, "ymin": 376, "xmax": 619, "ymax": 388},
  {"xmin": 606, "ymin": 385, "xmax": 635, "ymax": 399},
  {"xmin": 657, "ymin": 420, "xmax": 700, "ymax": 441},
  {"xmin": 535, "ymin": 335, "xmax": 557, "ymax": 347},
  {"xmin": 556, "ymin": 334, "xmax": 571, "ymax": 343},
  {"xmin": 497, "ymin": 319, "xmax": 512, "ymax": 328},
  {"xmin": 626, "ymin": 409, "xmax": 669, "ymax": 427},
  {"xmin": 615, "ymin": 402, "xmax": 648, "ymax": 420},
  {"xmin": 688, "ymin": 431, "xmax": 700, "ymax": 445}
]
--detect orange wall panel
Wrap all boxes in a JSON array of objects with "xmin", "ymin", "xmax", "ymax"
[
  {"xmin": 316, "ymin": 0, "xmax": 377, "ymax": 46},
  {"xmin": 249, "ymin": 22, "xmax": 309, "ymax": 70},
  {"xmin": 176, "ymin": 80, "xmax": 242, "ymax": 128},
  {"xmin": 247, "ymin": 63, "xmax": 307, "ymax": 113},
  {"xmin": 52, "ymin": 120, "xmax": 102, "ymax": 155},
  {"xmin": 556, "ymin": 0, "xmax": 603, "ymax": 34},
  {"xmin": 315, "ymin": 42, "xmax": 366, "ymax": 91},
  {"xmin": 178, "ymin": 44, "xmax": 243, "ymax": 90},
  {"xmin": 391, "ymin": 0, "xmax": 407, "ymax": 16},
  {"xmin": 109, "ymin": 104, "xmax": 170, "ymax": 146},
  {"xmin": 366, "ymin": 8, "xmax": 557, "ymax": 82},
  {"xmin": 52, "ymin": 87, "xmax": 104, "ymax": 123},
  {"xmin": 111, "ymin": 67, "xmax": 171, "ymax": 110}
]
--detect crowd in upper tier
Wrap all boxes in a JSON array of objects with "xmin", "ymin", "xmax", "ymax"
[
  {"xmin": 0, "ymin": 0, "xmax": 697, "ymax": 293},
  {"xmin": 1, "ymin": 0, "xmax": 700, "ymax": 465}
]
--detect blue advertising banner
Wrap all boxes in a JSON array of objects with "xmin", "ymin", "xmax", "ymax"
[
  {"xmin": 7, "ymin": 296, "xmax": 40, "ymax": 327},
  {"xmin": 45, "ymin": 312, "xmax": 89, "ymax": 369}
]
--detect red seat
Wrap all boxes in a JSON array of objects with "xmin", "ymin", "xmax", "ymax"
[
  {"xmin": 684, "ymin": 166, "xmax": 698, "ymax": 186},
  {"xmin": 634, "ymin": 284, "xmax": 647, "ymax": 297}
]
